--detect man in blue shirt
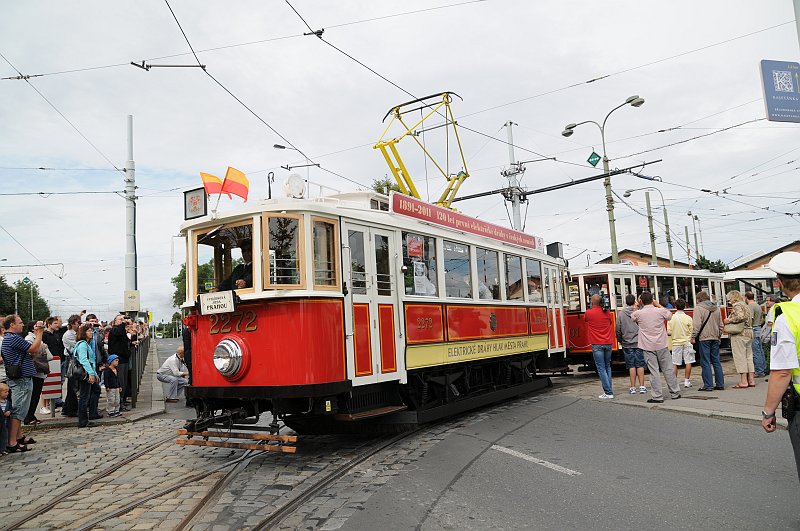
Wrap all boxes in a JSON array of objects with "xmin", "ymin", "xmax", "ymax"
[{"xmin": 1, "ymin": 314, "xmax": 45, "ymax": 452}]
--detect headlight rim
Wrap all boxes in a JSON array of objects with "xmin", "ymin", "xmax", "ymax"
[{"xmin": 213, "ymin": 337, "xmax": 245, "ymax": 378}]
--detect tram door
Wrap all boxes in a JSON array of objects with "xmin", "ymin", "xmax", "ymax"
[
  {"xmin": 545, "ymin": 264, "xmax": 565, "ymax": 352},
  {"xmin": 612, "ymin": 275, "xmax": 635, "ymax": 309},
  {"xmin": 343, "ymin": 223, "xmax": 404, "ymax": 386}
]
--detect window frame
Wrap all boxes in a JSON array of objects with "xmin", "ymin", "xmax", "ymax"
[
  {"xmin": 475, "ymin": 246, "xmax": 501, "ymax": 301},
  {"xmin": 191, "ymin": 218, "xmax": 256, "ymax": 300},
  {"xmin": 310, "ymin": 216, "xmax": 341, "ymax": 292},
  {"xmin": 504, "ymin": 253, "xmax": 524, "ymax": 302},
  {"xmin": 402, "ymin": 231, "xmax": 439, "ymax": 297},
  {"xmin": 443, "ymin": 239, "xmax": 473, "ymax": 299},
  {"xmin": 524, "ymin": 258, "xmax": 545, "ymax": 306},
  {"xmin": 262, "ymin": 213, "xmax": 306, "ymax": 290}
]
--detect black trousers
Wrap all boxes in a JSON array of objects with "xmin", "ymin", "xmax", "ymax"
[
  {"xmin": 117, "ymin": 362, "xmax": 129, "ymax": 402},
  {"xmin": 24, "ymin": 377, "xmax": 44, "ymax": 422},
  {"xmin": 78, "ymin": 378, "xmax": 97, "ymax": 427},
  {"xmin": 63, "ymin": 377, "xmax": 79, "ymax": 416},
  {"xmin": 789, "ymin": 410, "xmax": 800, "ymax": 483}
]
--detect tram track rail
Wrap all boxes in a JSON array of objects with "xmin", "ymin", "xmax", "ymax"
[{"xmin": 1, "ymin": 433, "xmax": 177, "ymax": 531}]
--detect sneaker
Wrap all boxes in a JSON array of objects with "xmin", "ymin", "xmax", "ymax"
[
  {"xmin": 714, "ymin": 386, "xmax": 725, "ymax": 390},
  {"xmin": 671, "ymin": 394, "xmax": 682, "ymax": 400},
  {"xmin": 629, "ymin": 387, "xmax": 637, "ymax": 394},
  {"xmin": 39, "ymin": 407, "xmax": 51, "ymax": 415},
  {"xmin": 639, "ymin": 386, "xmax": 647, "ymax": 394},
  {"xmin": 684, "ymin": 380, "xmax": 692, "ymax": 388},
  {"xmin": 598, "ymin": 393, "xmax": 614, "ymax": 399},
  {"xmin": 647, "ymin": 398, "xmax": 664, "ymax": 403}
]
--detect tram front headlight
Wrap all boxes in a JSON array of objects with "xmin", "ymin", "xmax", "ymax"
[{"xmin": 213, "ymin": 338, "xmax": 243, "ymax": 377}]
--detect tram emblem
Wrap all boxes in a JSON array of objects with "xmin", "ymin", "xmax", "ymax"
[{"xmin": 489, "ymin": 312, "xmax": 497, "ymax": 331}]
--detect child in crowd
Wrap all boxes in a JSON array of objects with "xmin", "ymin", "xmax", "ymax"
[
  {"xmin": 0, "ymin": 382, "xmax": 11, "ymax": 455},
  {"xmin": 669, "ymin": 298, "xmax": 695, "ymax": 388},
  {"xmin": 103, "ymin": 354, "xmax": 123, "ymax": 417}
]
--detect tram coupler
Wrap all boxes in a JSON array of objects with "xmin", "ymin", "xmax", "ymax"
[{"xmin": 183, "ymin": 407, "xmax": 250, "ymax": 434}]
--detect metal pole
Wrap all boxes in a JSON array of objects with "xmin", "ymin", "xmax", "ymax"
[
  {"xmin": 691, "ymin": 217, "xmax": 700, "ymax": 260},
  {"xmin": 30, "ymin": 284, "xmax": 34, "ymax": 321},
  {"xmin": 124, "ymin": 115, "xmax": 138, "ymax": 291},
  {"xmin": 685, "ymin": 225, "xmax": 692, "ymax": 268},
  {"xmin": 505, "ymin": 121, "xmax": 522, "ymax": 231},
  {"xmin": 695, "ymin": 215, "xmax": 706, "ymax": 256},
  {"xmin": 645, "ymin": 192, "xmax": 657, "ymax": 264},
  {"xmin": 661, "ymin": 199, "xmax": 674, "ymax": 267},
  {"xmin": 14, "ymin": 290, "xmax": 18, "ymax": 315},
  {"xmin": 601, "ymin": 134, "xmax": 619, "ymax": 263},
  {"xmin": 794, "ymin": 0, "xmax": 800, "ymax": 52}
]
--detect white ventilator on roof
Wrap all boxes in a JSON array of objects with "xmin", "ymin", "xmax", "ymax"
[{"xmin": 284, "ymin": 173, "xmax": 305, "ymax": 199}]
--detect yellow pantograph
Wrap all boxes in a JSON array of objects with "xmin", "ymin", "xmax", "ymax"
[{"xmin": 374, "ymin": 92, "xmax": 469, "ymax": 209}]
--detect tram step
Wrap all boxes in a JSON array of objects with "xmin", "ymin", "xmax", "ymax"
[{"xmin": 334, "ymin": 405, "xmax": 408, "ymax": 421}]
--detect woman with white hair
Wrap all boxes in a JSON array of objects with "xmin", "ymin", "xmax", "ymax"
[{"xmin": 725, "ymin": 290, "xmax": 754, "ymax": 389}]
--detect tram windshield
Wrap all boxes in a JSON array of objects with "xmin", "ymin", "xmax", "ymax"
[{"xmin": 195, "ymin": 221, "xmax": 254, "ymax": 295}]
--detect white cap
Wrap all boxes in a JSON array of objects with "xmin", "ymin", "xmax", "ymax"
[{"xmin": 768, "ymin": 251, "xmax": 800, "ymax": 276}]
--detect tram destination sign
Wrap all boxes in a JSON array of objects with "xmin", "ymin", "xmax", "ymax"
[
  {"xmin": 198, "ymin": 291, "xmax": 237, "ymax": 315},
  {"xmin": 390, "ymin": 192, "xmax": 544, "ymax": 251}
]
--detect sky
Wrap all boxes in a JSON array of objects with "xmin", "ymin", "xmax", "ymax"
[{"xmin": 1, "ymin": 1, "xmax": 799, "ymax": 324}]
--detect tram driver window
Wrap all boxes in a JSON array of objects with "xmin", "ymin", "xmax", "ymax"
[
  {"xmin": 525, "ymin": 258, "xmax": 543, "ymax": 303},
  {"xmin": 676, "ymin": 276, "xmax": 693, "ymax": 308},
  {"xmin": 476, "ymin": 247, "xmax": 500, "ymax": 300},
  {"xmin": 636, "ymin": 275, "xmax": 653, "ymax": 298},
  {"xmin": 402, "ymin": 232, "xmax": 438, "ymax": 296},
  {"xmin": 656, "ymin": 275, "xmax": 676, "ymax": 308},
  {"xmin": 266, "ymin": 215, "xmax": 303, "ymax": 287},
  {"xmin": 195, "ymin": 222, "xmax": 254, "ymax": 295},
  {"xmin": 444, "ymin": 241, "xmax": 472, "ymax": 298},
  {"xmin": 583, "ymin": 275, "xmax": 608, "ymax": 309},
  {"xmin": 312, "ymin": 218, "xmax": 339, "ymax": 289}
]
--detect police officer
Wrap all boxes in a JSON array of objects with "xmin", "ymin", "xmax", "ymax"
[{"xmin": 760, "ymin": 251, "xmax": 800, "ymax": 482}]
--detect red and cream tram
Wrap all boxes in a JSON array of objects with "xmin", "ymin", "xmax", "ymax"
[
  {"xmin": 564, "ymin": 264, "xmax": 727, "ymax": 365},
  {"xmin": 723, "ymin": 269, "xmax": 783, "ymax": 304},
  {"xmin": 180, "ymin": 191, "xmax": 568, "ymax": 432}
]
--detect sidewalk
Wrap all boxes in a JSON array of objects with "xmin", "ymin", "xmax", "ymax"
[
  {"xmin": 21, "ymin": 342, "xmax": 166, "ymax": 434},
  {"xmin": 556, "ymin": 356, "xmax": 790, "ymax": 429}
]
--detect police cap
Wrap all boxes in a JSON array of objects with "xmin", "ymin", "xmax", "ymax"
[{"xmin": 768, "ymin": 251, "xmax": 800, "ymax": 276}]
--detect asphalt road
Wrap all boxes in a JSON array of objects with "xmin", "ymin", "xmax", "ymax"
[{"xmin": 343, "ymin": 393, "xmax": 800, "ymax": 530}]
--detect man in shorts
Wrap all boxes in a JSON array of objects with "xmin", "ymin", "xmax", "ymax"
[
  {"xmin": 669, "ymin": 299, "xmax": 695, "ymax": 388},
  {"xmin": 617, "ymin": 294, "xmax": 646, "ymax": 394}
]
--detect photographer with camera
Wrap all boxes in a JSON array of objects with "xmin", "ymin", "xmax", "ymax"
[{"xmin": 585, "ymin": 293, "xmax": 615, "ymax": 399}]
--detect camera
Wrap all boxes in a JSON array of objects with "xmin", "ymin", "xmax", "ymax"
[{"xmin": 600, "ymin": 293, "xmax": 611, "ymax": 312}]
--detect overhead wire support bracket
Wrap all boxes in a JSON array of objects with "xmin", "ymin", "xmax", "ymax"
[
  {"xmin": 304, "ymin": 28, "xmax": 325, "ymax": 38},
  {"xmin": 374, "ymin": 91, "xmax": 469, "ymax": 209},
  {"xmin": 130, "ymin": 61, "xmax": 206, "ymax": 71},
  {"xmin": 281, "ymin": 162, "xmax": 321, "ymax": 171}
]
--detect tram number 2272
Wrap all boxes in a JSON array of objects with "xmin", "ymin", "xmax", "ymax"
[{"xmin": 209, "ymin": 310, "xmax": 258, "ymax": 335}]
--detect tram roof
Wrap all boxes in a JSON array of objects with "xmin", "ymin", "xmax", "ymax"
[
  {"xmin": 723, "ymin": 268, "xmax": 777, "ymax": 280},
  {"xmin": 569, "ymin": 263, "xmax": 723, "ymax": 278}
]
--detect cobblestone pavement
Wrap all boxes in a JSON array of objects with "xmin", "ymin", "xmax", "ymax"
[{"xmin": 1, "ymin": 388, "xmax": 555, "ymax": 531}]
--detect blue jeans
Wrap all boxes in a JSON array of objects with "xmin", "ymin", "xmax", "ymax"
[
  {"xmin": 592, "ymin": 344, "xmax": 613, "ymax": 395},
  {"xmin": 622, "ymin": 347, "xmax": 646, "ymax": 369},
  {"xmin": 751, "ymin": 326, "xmax": 766, "ymax": 375},
  {"xmin": 698, "ymin": 340, "xmax": 724, "ymax": 388}
]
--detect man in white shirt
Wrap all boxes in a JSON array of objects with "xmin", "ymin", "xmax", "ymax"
[
  {"xmin": 156, "ymin": 346, "xmax": 189, "ymax": 403},
  {"xmin": 760, "ymin": 252, "xmax": 800, "ymax": 483}
]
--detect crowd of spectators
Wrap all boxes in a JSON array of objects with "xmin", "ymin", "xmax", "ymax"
[{"xmin": 0, "ymin": 311, "xmax": 148, "ymax": 455}]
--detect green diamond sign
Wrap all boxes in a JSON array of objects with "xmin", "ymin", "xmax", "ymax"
[
  {"xmin": 22, "ymin": 276, "xmax": 31, "ymax": 285},
  {"xmin": 587, "ymin": 151, "xmax": 601, "ymax": 167}
]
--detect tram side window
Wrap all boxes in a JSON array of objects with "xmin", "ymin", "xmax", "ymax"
[
  {"xmin": 476, "ymin": 247, "xmax": 500, "ymax": 300},
  {"xmin": 402, "ymin": 232, "xmax": 438, "ymax": 296},
  {"xmin": 656, "ymin": 276, "xmax": 676, "ymax": 308},
  {"xmin": 525, "ymin": 258, "xmax": 543, "ymax": 303},
  {"xmin": 635, "ymin": 275, "xmax": 653, "ymax": 298},
  {"xmin": 195, "ymin": 222, "xmax": 254, "ymax": 295},
  {"xmin": 444, "ymin": 240, "xmax": 472, "ymax": 298},
  {"xmin": 505, "ymin": 255, "xmax": 523, "ymax": 301},
  {"xmin": 695, "ymin": 278, "xmax": 711, "ymax": 303},
  {"xmin": 566, "ymin": 279, "xmax": 580, "ymax": 310},
  {"xmin": 583, "ymin": 275, "xmax": 608, "ymax": 309},
  {"xmin": 266, "ymin": 215, "xmax": 303, "ymax": 287},
  {"xmin": 675, "ymin": 276, "xmax": 693, "ymax": 308},
  {"xmin": 348, "ymin": 230, "xmax": 367, "ymax": 295},
  {"xmin": 312, "ymin": 218, "xmax": 338, "ymax": 289}
]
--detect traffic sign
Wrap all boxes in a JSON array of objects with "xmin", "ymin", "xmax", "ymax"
[
  {"xmin": 760, "ymin": 59, "xmax": 800, "ymax": 123},
  {"xmin": 22, "ymin": 276, "xmax": 30, "ymax": 285},
  {"xmin": 204, "ymin": 281, "xmax": 214, "ymax": 291},
  {"xmin": 587, "ymin": 152, "xmax": 601, "ymax": 167},
  {"xmin": 123, "ymin": 290, "xmax": 141, "ymax": 312}
]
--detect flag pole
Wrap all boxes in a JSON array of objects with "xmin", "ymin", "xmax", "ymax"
[{"xmin": 212, "ymin": 175, "xmax": 227, "ymax": 216}]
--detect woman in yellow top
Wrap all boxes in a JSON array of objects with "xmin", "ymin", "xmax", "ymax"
[
  {"xmin": 725, "ymin": 290, "xmax": 754, "ymax": 389},
  {"xmin": 668, "ymin": 299, "xmax": 695, "ymax": 388}
]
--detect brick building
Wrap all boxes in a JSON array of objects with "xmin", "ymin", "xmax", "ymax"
[
  {"xmin": 731, "ymin": 240, "xmax": 800, "ymax": 271},
  {"xmin": 596, "ymin": 249, "xmax": 691, "ymax": 269}
]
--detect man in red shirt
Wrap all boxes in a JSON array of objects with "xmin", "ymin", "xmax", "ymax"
[{"xmin": 585, "ymin": 294, "xmax": 615, "ymax": 398}]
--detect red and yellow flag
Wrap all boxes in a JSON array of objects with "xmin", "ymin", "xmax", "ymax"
[
  {"xmin": 220, "ymin": 166, "xmax": 250, "ymax": 202},
  {"xmin": 200, "ymin": 172, "xmax": 230, "ymax": 197}
]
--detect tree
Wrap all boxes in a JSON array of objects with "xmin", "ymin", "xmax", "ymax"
[
  {"xmin": 0, "ymin": 276, "xmax": 15, "ymax": 315},
  {"xmin": 171, "ymin": 261, "xmax": 215, "ymax": 307},
  {"xmin": 6, "ymin": 279, "xmax": 51, "ymax": 322},
  {"xmin": 695, "ymin": 255, "xmax": 729, "ymax": 273},
  {"xmin": 372, "ymin": 177, "xmax": 401, "ymax": 196}
]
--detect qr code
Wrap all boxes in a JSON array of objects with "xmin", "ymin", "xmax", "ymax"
[{"xmin": 773, "ymin": 70, "xmax": 794, "ymax": 92}]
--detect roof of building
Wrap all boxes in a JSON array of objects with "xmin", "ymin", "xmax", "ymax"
[
  {"xmin": 731, "ymin": 240, "xmax": 800, "ymax": 270},
  {"xmin": 595, "ymin": 249, "xmax": 690, "ymax": 267}
]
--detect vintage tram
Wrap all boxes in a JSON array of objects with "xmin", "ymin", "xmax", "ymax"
[
  {"xmin": 723, "ymin": 268, "xmax": 783, "ymax": 304},
  {"xmin": 180, "ymin": 191, "xmax": 568, "ymax": 434},
  {"xmin": 563, "ymin": 263, "xmax": 727, "ymax": 366}
]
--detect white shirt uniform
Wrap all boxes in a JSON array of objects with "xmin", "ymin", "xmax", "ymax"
[{"xmin": 769, "ymin": 293, "xmax": 800, "ymax": 371}]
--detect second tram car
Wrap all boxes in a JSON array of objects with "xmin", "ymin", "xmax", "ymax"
[
  {"xmin": 180, "ymin": 191, "xmax": 568, "ymax": 433},
  {"xmin": 723, "ymin": 268, "xmax": 783, "ymax": 304},
  {"xmin": 564, "ymin": 264, "xmax": 727, "ymax": 366}
]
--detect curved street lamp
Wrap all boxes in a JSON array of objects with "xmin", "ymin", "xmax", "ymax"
[
  {"xmin": 624, "ymin": 187, "xmax": 673, "ymax": 266},
  {"xmin": 562, "ymin": 95, "xmax": 645, "ymax": 263}
]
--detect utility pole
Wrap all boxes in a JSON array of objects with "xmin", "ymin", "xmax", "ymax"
[
  {"xmin": 685, "ymin": 226, "xmax": 692, "ymax": 268},
  {"xmin": 662, "ymin": 203, "xmax": 674, "ymax": 267},
  {"xmin": 503, "ymin": 121, "xmax": 523, "ymax": 231},
  {"xmin": 645, "ymin": 192, "xmax": 657, "ymax": 263},
  {"xmin": 124, "ymin": 115, "xmax": 138, "ymax": 291},
  {"xmin": 14, "ymin": 290, "xmax": 18, "ymax": 315},
  {"xmin": 695, "ymin": 215, "xmax": 706, "ymax": 256},
  {"xmin": 795, "ymin": 0, "xmax": 800, "ymax": 51}
]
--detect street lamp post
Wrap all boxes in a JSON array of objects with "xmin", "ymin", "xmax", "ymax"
[
  {"xmin": 563, "ymin": 95, "xmax": 645, "ymax": 264},
  {"xmin": 624, "ymin": 187, "xmax": 674, "ymax": 267},
  {"xmin": 687, "ymin": 211, "xmax": 702, "ymax": 260}
]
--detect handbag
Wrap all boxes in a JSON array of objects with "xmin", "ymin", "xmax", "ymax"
[
  {"xmin": 66, "ymin": 355, "xmax": 88, "ymax": 381},
  {"xmin": 724, "ymin": 321, "xmax": 745, "ymax": 335},
  {"xmin": 34, "ymin": 357, "xmax": 50, "ymax": 374},
  {"xmin": 5, "ymin": 363, "xmax": 22, "ymax": 379}
]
